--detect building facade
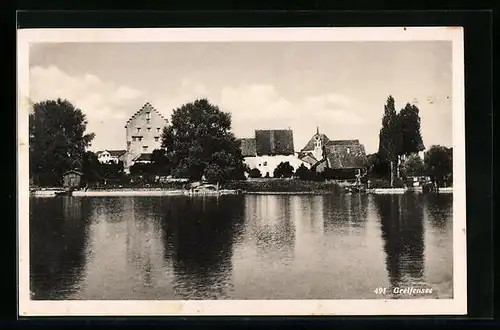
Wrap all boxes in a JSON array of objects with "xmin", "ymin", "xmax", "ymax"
[
  {"xmin": 124, "ymin": 102, "xmax": 168, "ymax": 171},
  {"xmin": 238, "ymin": 129, "xmax": 310, "ymax": 178},
  {"xmin": 299, "ymin": 127, "xmax": 368, "ymax": 179}
]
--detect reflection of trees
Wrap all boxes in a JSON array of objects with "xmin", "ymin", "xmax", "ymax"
[
  {"xmin": 160, "ymin": 195, "xmax": 245, "ymax": 299},
  {"xmin": 30, "ymin": 197, "xmax": 91, "ymax": 300},
  {"xmin": 424, "ymin": 194, "xmax": 453, "ymax": 229},
  {"xmin": 374, "ymin": 194, "xmax": 425, "ymax": 296}
]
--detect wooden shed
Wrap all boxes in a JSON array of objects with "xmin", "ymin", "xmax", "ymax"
[{"xmin": 63, "ymin": 170, "xmax": 83, "ymax": 189}]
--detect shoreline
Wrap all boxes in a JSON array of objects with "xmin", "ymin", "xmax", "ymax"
[{"xmin": 29, "ymin": 186, "xmax": 453, "ymax": 197}]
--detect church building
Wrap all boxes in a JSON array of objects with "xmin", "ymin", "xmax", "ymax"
[{"xmin": 298, "ymin": 127, "xmax": 368, "ymax": 179}]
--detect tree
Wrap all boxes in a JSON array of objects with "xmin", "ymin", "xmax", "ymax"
[
  {"xmin": 378, "ymin": 96, "xmax": 401, "ymax": 187},
  {"xmin": 398, "ymin": 103, "xmax": 425, "ymax": 157},
  {"xmin": 294, "ymin": 164, "xmax": 311, "ymax": 180},
  {"xmin": 81, "ymin": 151, "xmax": 103, "ymax": 185},
  {"xmin": 273, "ymin": 161, "xmax": 294, "ymax": 178},
  {"xmin": 400, "ymin": 153, "xmax": 425, "ymax": 178},
  {"xmin": 151, "ymin": 148, "xmax": 171, "ymax": 176},
  {"xmin": 29, "ymin": 98, "xmax": 95, "ymax": 186},
  {"xmin": 161, "ymin": 98, "xmax": 246, "ymax": 182},
  {"xmin": 424, "ymin": 145, "xmax": 453, "ymax": 188}
]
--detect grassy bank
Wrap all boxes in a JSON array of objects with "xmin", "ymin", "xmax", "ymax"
[{"xmin": 223, "ymin": 178, "xmax": 341, "ymax": 193}]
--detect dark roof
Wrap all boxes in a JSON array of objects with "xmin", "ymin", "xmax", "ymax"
[
  {"xmin": 325, "ymin": 143, "xmax": 367, "ymax": 169},
  {"xmin": 239, "ymin": 138, "xmax": 256, "ymax": 157},
  {"xmin": 63, "ymin": 169, "xmax": 83, "ymax": 176},
  {"xmin": 301, "ymin": 133, "xmax": 331, "ymax": 151},
  {"xmin": 125, "ymin": 102, "xmax": 167, "ymax": 127},
  {"xmin": 107, "ymin": 150, "xmax": 126, "ymax": 157},
  {"xmin": 134, "ymin": 153, "xmax": 152, "ymax": 162},
  {"xmin": 327, "ymin": 139, "xmax": 360, "ymax": 146},
  {"xmin": 255, "ymin": 129, "xmax": 294, "ymax": 156},
  {"xmin": 298, "ymin": 152, "xmax": 318, "ymax": 165}
]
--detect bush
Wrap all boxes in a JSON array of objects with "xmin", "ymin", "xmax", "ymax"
[{"xmin": 248, "ymin": 168, "xmax": 262, "ymax": 178}]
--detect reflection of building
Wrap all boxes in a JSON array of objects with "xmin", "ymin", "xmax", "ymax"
[
  {"xmin": 96, "ymin": 149, "xmax": 126, "ymax": 164},
  {"xmin": 239, "ymin": 129, "xmax": 311, "ymax": 177},
  {"xmin": 298, "ymin": 127, "xmax": 368, "ymax": 179},
  {"xmin": 123, "ymin": 102, "xmax": 168, "ymax": 172}
]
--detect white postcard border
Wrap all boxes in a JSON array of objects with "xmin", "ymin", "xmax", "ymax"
[{"xmin": 17, "ymin": 27, "xmax": 467, "ymax": 316}]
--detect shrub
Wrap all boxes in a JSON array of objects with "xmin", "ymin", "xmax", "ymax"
[{"xmin": 248, "ymin": 168, "xmax": 262, "ymax": 178}]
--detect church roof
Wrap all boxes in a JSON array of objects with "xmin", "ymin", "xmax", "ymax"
[
  {"xmin": 298, "ymin": 152, "xmax": 318, "ymax": 165},
  {"xmin": 325, "ymin": 143, "xmax": 367, "ymax": 169},
  {"xmin": 301, "ymin": 133, "xmax": 330, "ymax": 151},
  {"xmin": 255, "ymin": 129, "xmax": 294, "ymax": 156}
]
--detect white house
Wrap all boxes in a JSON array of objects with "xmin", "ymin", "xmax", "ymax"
[
  {"xmin": 238, "ymin": 129, "xmax": 311, "ymax": 178},
  {"xmin": 96, "ymin": 150, "xmax": 126, "ymax": 164}
]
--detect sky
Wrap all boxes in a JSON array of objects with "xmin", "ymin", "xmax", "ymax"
[{"xmin": 29, "ymin": 41, "xmax": 453, "ymax": 154}]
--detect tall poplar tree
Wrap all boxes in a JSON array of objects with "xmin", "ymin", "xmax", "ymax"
[{"xmin": 378, "ymin": 95, "xmax": 401, "ymax": 187}]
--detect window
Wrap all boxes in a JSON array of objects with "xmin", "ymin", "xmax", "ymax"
[
  {"xmin": 138, "ymin": 136, "xmax": 143, "ymax": 141},
  {"xmin": 143, "ymin": 146, "xmax": 148, "ymax": 151},
  {"xmin": 157, "ymin": 127, "xmax": 161, "ymax": 132},
  {"xmin": 263, "ymin": 161, "xmax": 268, "ymax": 166},
  {"xmin": 137, "ymin": 127, "xmax": 141, "ymax": 133},
  {"xmin": 154, "ymin": 136, "xmax": 159, "ymax": 142},
  {"xmin": 132, "ymin": 137, "xmax": 137, "ymax": 142},
  {"xmin": 147, "ymin": 127, "xmax": 151, "ymax": 132},
  {"xmin": 146, "ymin": 112, "xmax": 151, "ymax": 120}
]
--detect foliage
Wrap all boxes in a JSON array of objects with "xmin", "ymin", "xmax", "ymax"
[
  {"xmin": 378, "ymin": 96, "xmax": 400, "ymax": 186},
  {"xmin": 161, "ymin": 98, "xmax": 246, "ymax": 182},
  {"xmin": 29, "ymin": 98, "xmax": 95, "ymax": 186},
  {"xmin": 248, "ymin": 168, "xmax": 262, "ymax": 178},
  {"xmin": 400, "ymin": 153, "xmax": 425, "ymax": 178},
  {"xmin": 424, "ymin": 145, "xmax": 453, "ymax": 187},
  {"xmin": 273, "ymin": 161, "xmax": 295, "ymax": 178},
  {"xmin": 366, "ymin": 152, "xmax": 390, "ymax": 179},
  {"xmin": 81, "ymin": 151, "xmax": 126, "ymax": 186},
  {"xmin": 368, "ymin": 178, "xmax": 405, "ymax": 189},
  {"xmin": 150, "ymin": 148, "xmax": 171, "ymax": 176},
  {"xmin": 398, "ymin": 103, "xmax": 425, "ymax": 156},
  {"xmin": 294, "ymin": 164, "xmax": 312, "ymax": 180}
]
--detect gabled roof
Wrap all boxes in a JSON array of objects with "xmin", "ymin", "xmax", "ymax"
[
  {"xmin": 125, "ymin": 102, "xmax": 167, "ymax": 127},
  {"xmin": 325, "ymin": 143, "xmax": 367, "ymax": 169},
  {"xmin": 63, "ymin": 169, "xmax": 83, "ymax": 176},
  {"xmin": 327, "ymin": 139, "xmax": 360, "ymax": 146},
  {"xmin": 107, "ymin": 150, "xmax": 126, "ymax": 157},
  {"xmin": 239, "ymin": 138, "xmax": 257, "ymax": 157},
  {"xmin": 255, "ymin": 129, "xmax": 294, "ymax": 156},
  {"xmin": 298, "ymin": 152, "xmax": 318, "ymax": 165},
  {"xmin": 301, "ymin": 133, "xmax": 330, "ymax": 151}
]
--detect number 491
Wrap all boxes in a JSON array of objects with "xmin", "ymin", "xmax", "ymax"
[{"xmin": 374, "ymin": 287, "xmax": 387, "ymax": 294}]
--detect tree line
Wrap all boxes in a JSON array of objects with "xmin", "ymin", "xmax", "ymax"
[
  {"xmin": 29, "ymin": 96, "xmax": 453, "ymax": 189},
  {"xmin": 371, "ymin": 95, "xmax": 453, "ymax": 188}
]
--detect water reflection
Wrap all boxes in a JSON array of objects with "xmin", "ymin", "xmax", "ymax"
[
  {"xmin": 161, "ymin": 196, "xmax": 245, "ymax": 299},
  {"xmin": 29, "ymin": 197, "xmax": 90, "ymax": 300},
  {"xmin": 29, "ymin": 193, "xmax": 453, "ymax": 300},
  {"xmin": 374, "ymin": 194, "xmax": 425, "ymax": 298}
]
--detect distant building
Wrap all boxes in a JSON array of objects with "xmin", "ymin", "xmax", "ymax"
[
  {"xmin": 123, "ymin": 102, "xmax": 168, "ymax": 171},
  {"xmin": 96, "ymin": 149, "xmax": 126, "ymax": 164},
  {"xmin": 238, "ymin": 129, "xmax": 310, "ymax": 178},
  {"xmin": 298, "ymin": 127, "xmax": 368, "ymax": 179}
]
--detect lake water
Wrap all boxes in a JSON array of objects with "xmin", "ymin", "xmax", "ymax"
[{"xmin": 29, "ymin": 193, "xmax": 453, "ymax": 300}]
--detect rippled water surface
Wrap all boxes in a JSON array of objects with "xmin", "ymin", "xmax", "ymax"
[{"xmin": 29, "ymin": 193, "xmax": 453, "ymax": 300}]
